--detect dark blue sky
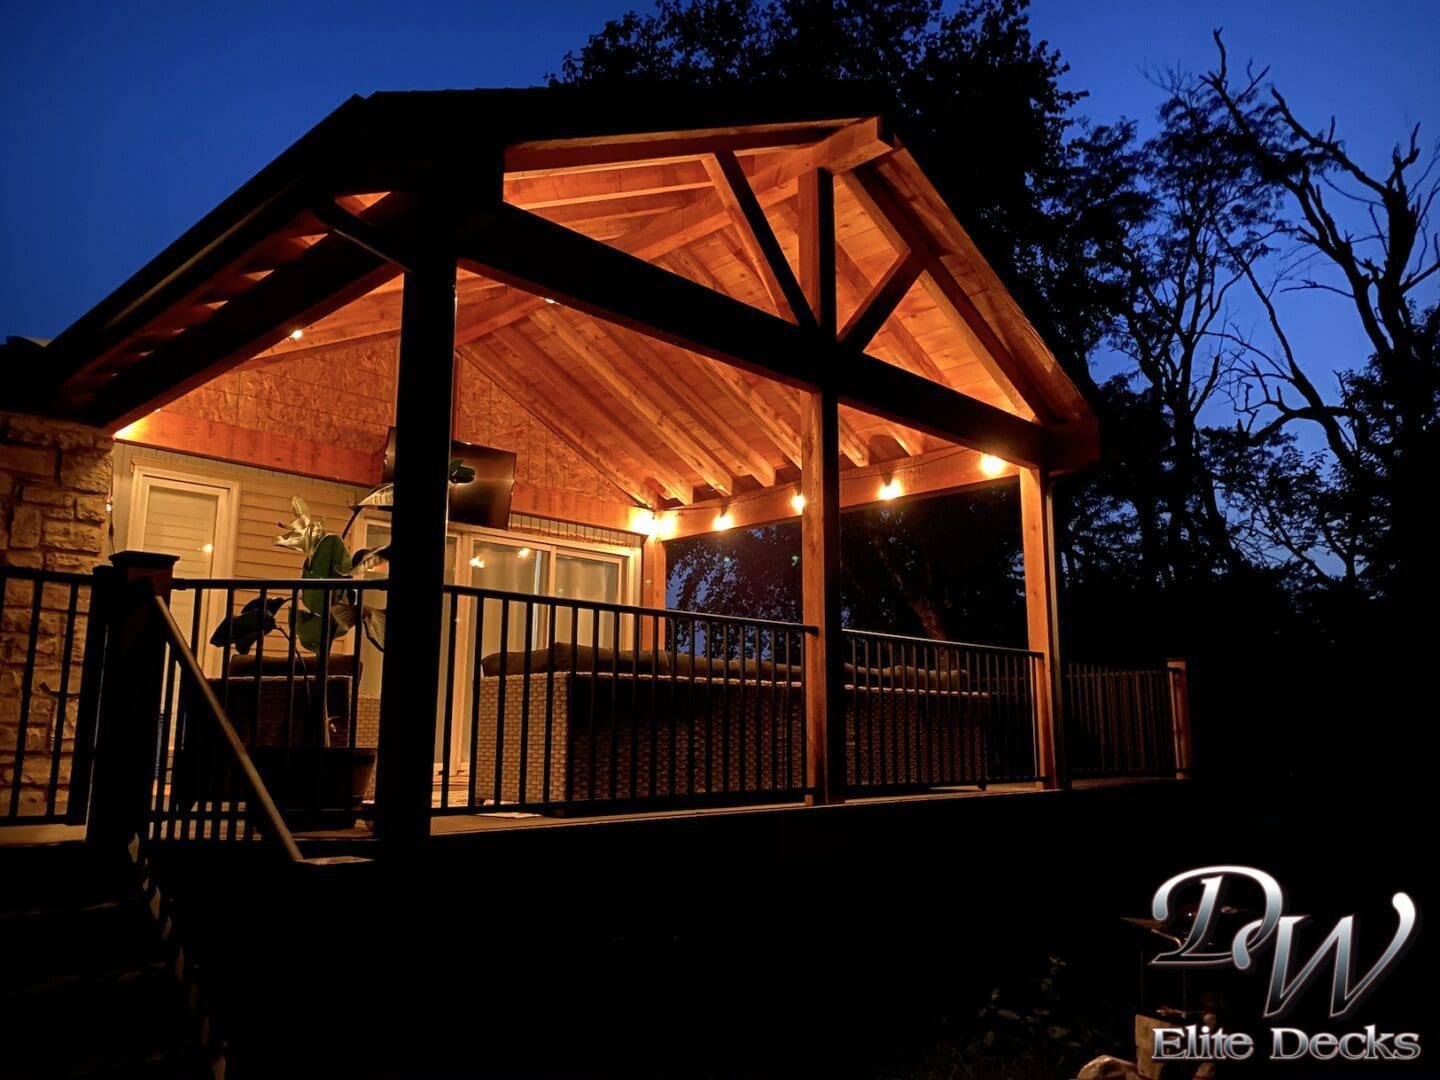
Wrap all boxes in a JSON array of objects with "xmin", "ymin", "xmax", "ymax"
[{"xmin": 3, "ymin": 0, "xmax": 1436, "ymax": 389}]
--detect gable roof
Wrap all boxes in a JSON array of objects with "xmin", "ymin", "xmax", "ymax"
[{"xmin": 22, "ymin": 84, "xmax": 1098, "ymax": 497}]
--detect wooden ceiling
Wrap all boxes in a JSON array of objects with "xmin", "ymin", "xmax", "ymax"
[{"xmin": 35, "ymin": 94, "xmax": 1096, "ymax": 519}]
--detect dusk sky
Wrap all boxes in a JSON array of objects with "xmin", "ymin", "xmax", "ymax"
[{"xmin": 3, "ymin": 1, "xmax": 1436, "ymax": 392}]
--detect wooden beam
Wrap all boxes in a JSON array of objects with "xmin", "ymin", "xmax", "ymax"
[
  {"xmin": 777, "ymin": 198, "xmax": 952, "ymax": 386},
  {"xmin": 596, "ymin": 119, "xmax": 889, "ymax": 268},
  {"xmin": 1020, "ymin": 466, "xmax": 1066, "ymax": 790},
  {"xmin": 502, "ymin": 117, "xmax": 883, "ymax": 175},
  {"xmin": 510, "ymin": 481, "xmax": 646, "ymax": 533},
  {"xmin": 774, "ymin": 384, "xmax": 868, "ymax": 467},
  {"xmin": 489, "ymin": 324, "xmax": 694, "ymax": 504},
  {"xmin": 797, "ymin": 169, "xmax": 837, "ymax": 335},
  {"xmin": 375, "ymin": 253, "xmax": 458, "ymax": 847},
  {"xmin": 459, "ymin": 203, "xmax": 1059, "ymax": 467},
  {"xmin": 801, "ymin": 386, "xmax": 845, "ymax": 804},
  {"xmin": 703, "ymin": 151, "xmax": 813, "ymax": 326},
  {"xmin": 839, "ymin": 250, "xmax": 923, "ymax": 351},
  {"xmin": 530, "ymin": 308, "xmax": 735, "ymax": 496},
  {"xmin": 83, "ymin": 231, "xmax": 399, "ymax": 430},
  {"xmin": 845, "ymin": 169, "xmax": 1049, "ymax": 422},
  {"xmin": 669, "ymin": 444, "xmax": 1012, "ymax": 537},
  {"xmin": 701, "ymin": 361, "xmax": 802, "ymax": 467},
  {"xmin": 458, "ymin": 339, "xmax": 657, "ymax": 507},
  {"xmin": 505, "ymin": 160, "xmax": 712, "ymax": 210},
  {"xmin": 593, "ymin": 322, "xmax": 777, "ymax": 487},
  {"xmin": 114, "ymin": 410, "xmax": 383, "ymax": 485}
]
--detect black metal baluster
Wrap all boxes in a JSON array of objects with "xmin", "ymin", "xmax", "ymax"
[
  {"xmin": 543, "ymin": 600, "xmax": 557, "ymax": 806},
  {"xmin": 494, "ymin": 599, "xmax": 510, "ymax": 807},
  {"xmin": 45, "ymin": 583, "xmax": 81, "ymax": 818}
]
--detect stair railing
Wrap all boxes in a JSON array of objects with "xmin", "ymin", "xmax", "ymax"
[{"xmin": 150, "ymin": 594, "xmax": 303, "ymax": 862}]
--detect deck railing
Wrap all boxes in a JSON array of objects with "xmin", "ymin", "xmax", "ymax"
[
  {"xmin": 153, "ymin": 576, "xmax": 385, "ymax": 837},
  {"xmin": 1063, "ymin": 662, "xmax": 1181, "ymax": 778},
  {"xmin": 842, "ymin": 629, "xmax": 1043, "ymax": 790},
  {"xmin": 436, "ymin": 585, "xmax": 815, "ymax": 813},
  {"xmin": 0, "ymin": 566, "xmax": 104, "ymax": 824}
]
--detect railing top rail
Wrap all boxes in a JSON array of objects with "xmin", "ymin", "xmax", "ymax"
[
  {"xmin": 151, "ymin": 595, "xmax": 303, "ymax": 863},
  {"xmin": 172, "ymin": 576, "xmax": 388, "ymax": 590},
  {"xmin": 0, "ymin": 565, "xmax": 96, "ymax": 586},
  {"xmin": 842, "ymin": 625, "xmax": 1042, "ymax": 659},
  {"xmin": 442, "ymin": 581, "xmax": 818, "ymax": 634},
  {"xmin": 1065, "ymin": 660, "xmax": 1174, "ymax": 674}
]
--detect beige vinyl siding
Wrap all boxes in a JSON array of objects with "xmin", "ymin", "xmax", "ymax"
[{"xmin": 112, "ymin": 442, "xmax": 370, "ymax": 581}]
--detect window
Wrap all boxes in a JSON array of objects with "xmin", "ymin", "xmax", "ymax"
[
  {"xmin": 360, "ymin": 517, "xmax": 637, "ymax": 782},
  {"xmin": 127, "ymin": 466, "xmax": 238, "ymax": 670}
]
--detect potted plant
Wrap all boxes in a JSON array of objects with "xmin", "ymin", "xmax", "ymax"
[{"xmin": 204, "ymin": 459, "xmax": 474, "ymax": 824}]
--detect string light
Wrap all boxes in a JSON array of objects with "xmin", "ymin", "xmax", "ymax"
[
  {"xmin": 878, "ymin": 479, "xmax": 902, "ymax": 501},
  {"xmin": 713, "ymin": 511, "xmax": 735, "ymax": 532},
  {"xmin": 517, "ymin": 547, "xmax": 532, "ymax": 559},
  {"xmin": 790, "ymin": 492, "xmax": 806, "ymax": 513},
  {"xmin": 469, "ymin": 556, "xmax": 486, "ymax": 569},
  {"xmin": 979, "ymin": 454, "xmax": 1006, "ymax": 477},
  {"xmin": 289, "ymin": 328, "xmax": 304, "ymax": 341}
]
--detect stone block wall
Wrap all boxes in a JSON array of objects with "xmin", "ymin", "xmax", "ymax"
[{"xmin": 1, "ymin": 410, "xmax": 113, "ymax": 817}]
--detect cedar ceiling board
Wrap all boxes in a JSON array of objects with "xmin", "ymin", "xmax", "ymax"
[{"xmin": 706, "ymin": 228, "xmax": 785, "ymax": 317}]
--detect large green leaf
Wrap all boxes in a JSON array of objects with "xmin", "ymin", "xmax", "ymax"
[
  {"xmin": 361, "ymin": 607, "xmax": 386, "ymax": 651},
  {"xmin": 209, "ymin": 596, "xmax": 287, "ymax": 654},
  {"xmin": 292, "ymin": 608, "xmax": 325, "ymax": 653},
  {"xmin": 302, "ymin": 534, "xmax": 353, "ymax": 614}
]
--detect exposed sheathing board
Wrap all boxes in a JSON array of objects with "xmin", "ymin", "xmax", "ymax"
[
  {"xmin": 162, "ymin": 338, "xmax": 399, "ymax": 456},
  {"xmin": 452, "ymin": 353, "xmax": 632, "ymax": 503}
]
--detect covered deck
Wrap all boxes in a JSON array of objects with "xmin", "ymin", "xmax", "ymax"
[{"xmin": 3, "ymin": 87, "xmax": 1185, "ymax": 851}]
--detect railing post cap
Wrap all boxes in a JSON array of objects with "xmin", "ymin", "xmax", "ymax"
[{"xmin": 110, "ymin": 550, "xmax": 181, "ymax": 571}]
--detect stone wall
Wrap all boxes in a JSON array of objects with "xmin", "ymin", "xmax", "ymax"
[{"xmin": 1, "ymin": 410, "xmax": 113, "ymax": 817}]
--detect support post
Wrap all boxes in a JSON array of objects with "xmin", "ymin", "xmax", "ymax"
[
  {"xmin": 1167, "ymin": 658, "xmax": 1193, "ymax": 778},
  {"xmin": 801, "ymin": 388, "xmax": 845, "ymax": 804},
  {"xmin": 1020, "ymin": 467, "xmax": 1067, "ymax": 790},
  {"xmin": 374, "ymin": 252, "xmax": 458, "ymax": 849},
  {"xmin": 798, "ymin": 167, "xmax": 845, "ymax": 804},
  {"xmin": 641, "ymin": 534, "xmax": 668, "ymax": 652},
  {"xmin": 86, "ymin": 551, "xmax": 178, "ymax": 850}
]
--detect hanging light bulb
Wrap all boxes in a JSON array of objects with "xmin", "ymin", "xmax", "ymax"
[
  {"xmin": 878, "ymin": 479, "xmax": 902, "ymax": 501},
  {"xmin": 713, "ymin": 511, "xmax": 735, "ymax": 532},
  {"xmin": 979, "ymin": 453, "xmax": 1006, "ymax": 477},
  {"xmin": 790, "ymin": 492, "xmax": 806, "ymax": 513}
]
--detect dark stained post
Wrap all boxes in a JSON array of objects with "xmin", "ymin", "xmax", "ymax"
[
  {"xmin": 1020, "ymin": 467, "xmax": 1067, "ymax": 789},
  {"xmin": 87, "ymin": 551, "xmax": 178, "ymax": 850},
  {"xmin": 374, "ymin": 250, "xmax": 458, "ymax": 849},
  {"xmin": 798, "ymin": 168, "xmax": 846, "ymax": 804}
]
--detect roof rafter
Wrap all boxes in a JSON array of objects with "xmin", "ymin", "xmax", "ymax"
[
  {"xmin": 490, "ymin": 323, "xmax": 694, "ymax": 505},
  {"xmin": 844, "ymin": 167, "xmax": 1049, "ymax": 423},
  {"xmin": 460, "ymin": 203, "xmax": 1064, "ymax": 468},
  {"xmin": 596, "ymin": 323, "xmax": 778, "ymax": 488},
  {"xmin": 703, "ymin": 150, "xmax": 813, "ymax": 326},
  {"xmin": 530, "ymin": 308, "xmax": 736, "ymax": 496},
  {"xmin": 458, "ymin": 339, "xmax": 656, "ymax": 508}
]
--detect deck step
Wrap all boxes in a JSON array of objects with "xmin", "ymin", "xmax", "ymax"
[{"xmin": 0, "ymin": 845, "xmax": 213, "ymax": 1080}]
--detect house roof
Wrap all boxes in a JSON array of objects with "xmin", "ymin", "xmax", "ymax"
[{"xmin": 24, "ymin": 85, "xmax": 1098, "ymax": 511}]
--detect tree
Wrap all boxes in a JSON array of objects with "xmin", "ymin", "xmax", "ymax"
[{"xmin": 1204, "ymin": 33, "xmax": 1440, "ymax": 614}]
